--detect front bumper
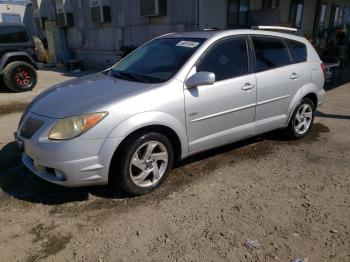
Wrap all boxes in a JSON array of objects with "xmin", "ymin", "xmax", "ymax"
[{"xmin": 17, "ymin": 112, "xmax": 122, "ymax": 187}]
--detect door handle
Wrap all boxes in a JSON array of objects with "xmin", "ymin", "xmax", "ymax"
[
  {"xmin": 290, "ymin": 72, "xmax": 300, "ymax": 80},
  {"xmin": 241, "ymin": 83, "xmax": 255, "ymax": 91}
]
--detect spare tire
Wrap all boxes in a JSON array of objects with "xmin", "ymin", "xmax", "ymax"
[{"xmin": 33, "ymin": 36, "xmax": 45, "ymax": 63}]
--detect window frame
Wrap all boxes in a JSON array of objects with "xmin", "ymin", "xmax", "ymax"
[
  {"xmin": 248, "ymin": 35, "xmax": 294, "ymax": 73},
  {"xmin": 313, "ymin": 1, "xmax": 327, "ymax": 38},
  {"xmin": 329, "ymin": 4, "xmax": 341, "ymax": 27},
  {"xmin": 262, "ymin": 0, "xmax": 279, "ymax": 9},
  {"xmin": 1, "ymin": 13, "xmax": 21, "ymax": 23},
  {"xmin": 227, "ymin": 0, "xmax": 250, "ymax": 28},
  {"xmin": 194, "ymin": 35, "xmax": 253, "ymax": 83},
  {"xmin": 289, "ymin": 0, "xmax": 304, "ymax": 28}
]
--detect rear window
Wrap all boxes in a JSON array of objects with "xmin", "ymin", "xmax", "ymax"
[
  {"xmin": 0, "ymin": 27, "xmax": 29, "ymax": 44},
  {"xmin": 287, "ymin": 39, "xmax": 307, "ymax": 63},
  {"xmin": 252, "ymin": 36, "xmax": 290, "ymax": 72}
]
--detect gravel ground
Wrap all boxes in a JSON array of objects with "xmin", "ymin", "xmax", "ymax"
[{"xmin": 0, "ymin": 82, "xmax": 349, "ymax": 262}]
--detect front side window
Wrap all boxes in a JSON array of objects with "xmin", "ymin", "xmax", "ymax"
[
  {"xmin": 252, "ymin": 36, "xmax": 290, "ymax": 72},
  {"xmin": 197, "ymin": 37, "xmax": 249, "ymax": 81},
  {"xmin": 287, "ymin": 39, "xmax": 307, "ymax": 63},
  {"xmin": 0, "ymin": 27, "xmax": 29, "ymax": 44},
  {"xmin": 110, "ymin": 37, "xmax": 205, "ymax": 83}
]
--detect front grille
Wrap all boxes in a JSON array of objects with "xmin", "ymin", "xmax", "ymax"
[{"xmin": 20, "ymin": 118, "xmax": 43, "ymax": 139}]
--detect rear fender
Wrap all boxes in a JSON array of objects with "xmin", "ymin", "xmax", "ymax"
[{"xmin": 285, "ymin": 83, "xmax": 319, "ymax": 125}]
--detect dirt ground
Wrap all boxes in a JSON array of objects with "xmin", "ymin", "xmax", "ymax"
[{"xmin": 0, "ymin": 83, "xmax": 349, "ymax": 262}]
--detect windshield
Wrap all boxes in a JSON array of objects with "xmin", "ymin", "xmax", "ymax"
[{"xmin": 109, "ymin": 37, "xmax": 205, "ymax": 83}]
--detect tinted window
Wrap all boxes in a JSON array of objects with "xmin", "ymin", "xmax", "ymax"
[
  {"xmin": 252, "ymin": 36, "xmax": 290, "ymax": 72},
  {"xmin": 110, "ymin": 38, "xmax": 205, "ymax": 83},
  {"xmin": 0, "ymin": 27, "xmax": 29, "ymax": 44},
  {"xmin": 197, "ymin": 38, "xmax": 248, "ymax": 81},
  {"xmin": 287, "ymin": 39, "xmax": 307, "ymax": 63}
]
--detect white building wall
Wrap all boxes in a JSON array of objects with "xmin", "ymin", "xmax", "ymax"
[
  {"xmin": 0, "ymin": 0, "xmax": 37, "ymax": 35},
  {"xmin": 0, "ymin": 2, "xmax": 26, "ymax": 22}
]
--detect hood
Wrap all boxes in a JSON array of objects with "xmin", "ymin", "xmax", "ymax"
[{"xmin": 30, "ymin": 72, "xmax": 155, "ymax": 118}]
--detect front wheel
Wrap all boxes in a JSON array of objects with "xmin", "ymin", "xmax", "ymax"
[
  {"xmin": 285, "ymin": 98, "xmax": 315, "ymax": 139},
  {"xmin": 112, "ymin": 132, "xmax": 174, "ymax": 195}
]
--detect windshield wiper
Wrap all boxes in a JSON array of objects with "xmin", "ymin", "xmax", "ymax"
[{"xmin": 110, "ymin": 70, "xmax": 149, "ymax": 83}]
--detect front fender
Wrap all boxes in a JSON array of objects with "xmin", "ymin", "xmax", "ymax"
[
  {"xmin": 0, "ymin": 51, "xmax": 37, "ymax": 71},
  {"xmin": 107, "ymin": 111, "xmax": 189, "ymax": 158}
]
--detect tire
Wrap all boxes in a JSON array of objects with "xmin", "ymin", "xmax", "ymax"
[
  {"xmin": 285, "ymin": 98, "xmax": 315, "ymax": 139},
  {"xmin": 112, "ymin": 132, "xmax": 174, "ymax": 196},
  {"xmin": 2, "ymin": 61, "xmax": 37, "ymax": 92}
]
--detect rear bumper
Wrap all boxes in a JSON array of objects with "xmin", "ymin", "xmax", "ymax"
[{"xmin": 317, "ymin": 89, "xmax": 326, "ymax": 108}]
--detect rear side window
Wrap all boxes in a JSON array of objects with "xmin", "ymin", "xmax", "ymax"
[
  {"xmin": 252, "ymin": 36, "xmax": 290, "ymax": 72},
  {"xmin": 0, "ymin": 27, "xmax": 29, "ymax": 44},
  {"xmin": 287, "ymin": 39, "xmax": 307, "ymax": 63},
  {"xmin": 197, "ymin": 37, "xmax": 249, "ymax": 81}
]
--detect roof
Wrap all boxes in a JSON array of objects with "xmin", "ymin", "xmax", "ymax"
[{"xmin": 160, "ymin": 29, "xmax": 307, "ymax": 43}]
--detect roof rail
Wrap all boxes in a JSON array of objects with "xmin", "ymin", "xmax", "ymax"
[
  {"xmin": 202, "ymin": 28, "xmax": 222, "ymax": 31},
  {"xmin": 251, "ymin": 26, "xmax": 298, "ymax": 32}
]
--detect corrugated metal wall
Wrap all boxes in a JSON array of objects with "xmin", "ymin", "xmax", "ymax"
[
  {"xmin": 199, "ymin": 0, "xmax": 227, "ymax": 29},
  {"xmin": 59, "ymin": 0, "xmax": 199, "ymax": 67},
  {"xmin": 36, "ymin": 0, "xmax": 350, "ymax": 68}
]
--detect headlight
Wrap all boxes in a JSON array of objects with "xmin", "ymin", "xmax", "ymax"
[{"xmin": 49, "ymin": 112, "xmax": 108, "ymax": 140}]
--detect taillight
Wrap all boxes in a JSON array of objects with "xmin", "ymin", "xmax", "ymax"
[{"xmin": 321, "ymin": 63, "xmax": 326, "ymax": 81}]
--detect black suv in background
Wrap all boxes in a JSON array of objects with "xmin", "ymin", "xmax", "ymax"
[{"xmin": 0, "ymin": 23, "xmax": 38, "ymax": 92}]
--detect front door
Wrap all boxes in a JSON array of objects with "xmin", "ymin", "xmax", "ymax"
[{"xmin": 184, "ymin": 36, "xmax": 257, "ymax": 153}]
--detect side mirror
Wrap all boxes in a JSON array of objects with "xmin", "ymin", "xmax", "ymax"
[{"xmin": 185, "ymin": 71, "xmax": 215, "ymax": 88}]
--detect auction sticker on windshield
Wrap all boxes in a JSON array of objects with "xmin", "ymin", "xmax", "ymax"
[{"xmin": 176, "ymin": 41, "xmax": 200, "ymax": 48}]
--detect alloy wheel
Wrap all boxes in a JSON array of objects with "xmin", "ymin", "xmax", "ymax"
[
  {"xmin": 294, "ymin": 103, "xmax": 313, "ymax": 135},
  {"xmin": 13, "ymin": 67, "xmax": 33, "ymax": 89},
  {"xmin": 129, "ymin": 141, "xmax": 169, "ymax": 188}
]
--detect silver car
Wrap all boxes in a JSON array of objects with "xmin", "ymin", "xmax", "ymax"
[{"xmin": 16, "ymin": 30, "xmax": 326, "ymax": 195}]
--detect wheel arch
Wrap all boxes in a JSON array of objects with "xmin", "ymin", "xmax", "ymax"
[
  {"xmin": 113, "ymin": 124, "xmax": 182, "ymax": 162},
  {"xmin": 0, "ymin": 52, "xmax": 37, "ymax": 71},
  {"xmin": 107, "ymin": 123, "xmax": 184, "ymax": 184},
  {"xmin": 303, "ymin": 92, "xmax": 318, "ymax": 109},
  {"xmin": 104, "ymin": 111, "xmax": 189, "ymax": 182},
  {"xmin": 286, "ymin": 82, "xmax": 319, "ymax": 126}
]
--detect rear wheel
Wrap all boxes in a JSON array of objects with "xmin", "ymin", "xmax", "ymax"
[
  {"xmin": 3, "ymin": 61, "xmax": 37, "ymax": 92},
  {"xmin": 285, "ymin": 98, "xmax": 315, "ymax": 139},
  {"xmin": 112, "ymin": 132, "xmax": 174, "ymax": 195}
]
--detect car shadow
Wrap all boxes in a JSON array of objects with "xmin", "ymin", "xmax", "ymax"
[
  {"xmin": 0, "ymin": 138, "xmax": 262, "ymax": 205},
  {"xmin": 0, "ymin": 123, "xmax": 330, "ymax": 206}
]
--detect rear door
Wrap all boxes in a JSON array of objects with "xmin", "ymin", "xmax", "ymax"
[{"xmin": 251, "ymin": 35, "xmax": 302, "ymax": 134}]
